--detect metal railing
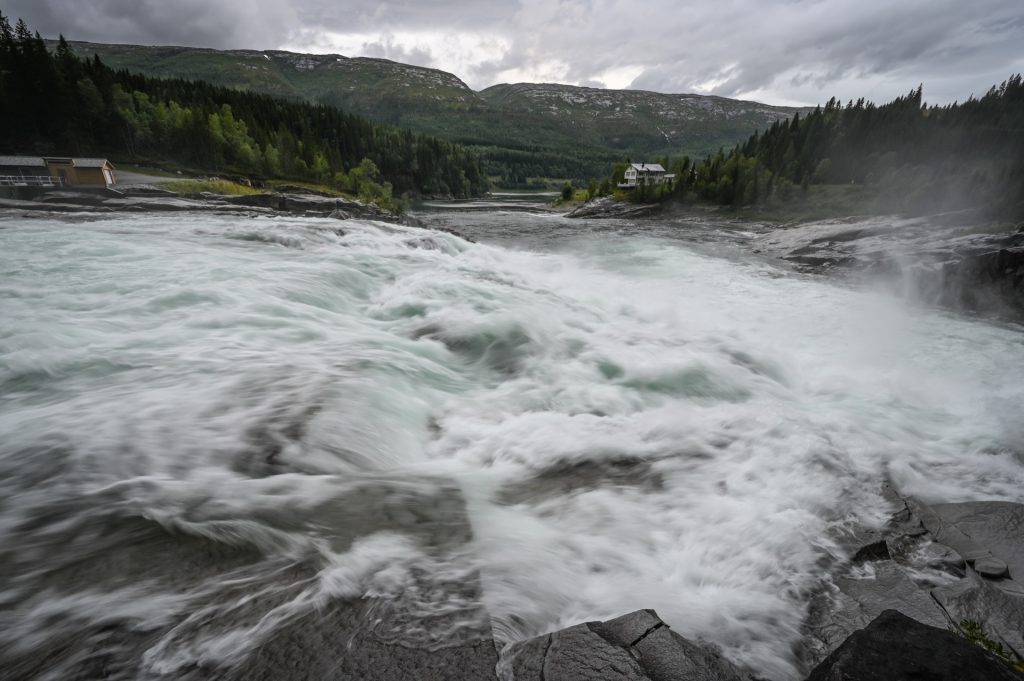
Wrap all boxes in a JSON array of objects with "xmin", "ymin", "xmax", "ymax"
[{"xmin": 0, "ymin": 175, "xmax": 64, "ymax": 187}]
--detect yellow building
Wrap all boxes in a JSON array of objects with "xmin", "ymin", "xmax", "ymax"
[{"xmin": 44, "ymin": 157, "xmax": 117, "ymax": 187}]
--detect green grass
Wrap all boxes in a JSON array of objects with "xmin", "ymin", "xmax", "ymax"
[
  {"xmin": 552, "ymin": 188, "xmax": 593, "ymax": 207},
  {"xmin": 958, "ymin": 620, "xmax": 1024, "ymax": 672},
  {"xmin": 265, "ymin": 179, "xmax": 349, "ymax": 197},
  {"xmin": 114, "ymin": 163, "xmax": 184, "ymax": 178},
  {"xmin": 159, "ymin": 179, "xmax": 265, "ymax": 195}
]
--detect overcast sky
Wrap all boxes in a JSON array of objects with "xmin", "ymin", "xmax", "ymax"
[{"xmin": 7, "ymin": 0, "xmax": 1024, "ymax": 106}]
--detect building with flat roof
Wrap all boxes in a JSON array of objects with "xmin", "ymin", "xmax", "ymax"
[{"xmin": 0, "ymin": 156, "xmax": 117, "ymax": 187}]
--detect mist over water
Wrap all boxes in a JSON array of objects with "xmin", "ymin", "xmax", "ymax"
[{"xmin": 2, "ymin": 211, "xmax": 1023, "ymax": 679}]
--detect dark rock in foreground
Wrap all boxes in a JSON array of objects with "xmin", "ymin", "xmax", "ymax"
[
  {"xmin": 803, "ymin": 495, "xmax": 1024, "ymax": 673},
  {"xmin": 500, "ymin": 609, "xmax": 753, "ymax": 681},
  {"xmin": 805, "ymin": 609, "xmax": 1022, "ymax": 681}
]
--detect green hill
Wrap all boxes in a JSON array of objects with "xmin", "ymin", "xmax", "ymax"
[{"xmin": 61, "ymin": 40, "xmax": 808, "ymax": 181}]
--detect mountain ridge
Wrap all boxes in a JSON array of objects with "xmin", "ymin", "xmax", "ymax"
[{"xmin": 58, "ymin": 39, "xmax": 810, "ymax": 180}]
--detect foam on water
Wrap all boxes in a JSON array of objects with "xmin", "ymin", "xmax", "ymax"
[{"xmin": 2, "ymin": 213, "xmax": 1023, "ymax": 679}]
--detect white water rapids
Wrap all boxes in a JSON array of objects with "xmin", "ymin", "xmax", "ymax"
[{"xmin": 2, "ymin": 210, "xmax": 1023, "ymax": 679}]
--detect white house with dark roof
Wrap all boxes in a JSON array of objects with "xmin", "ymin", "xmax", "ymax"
[{"xmin": 618, "ymin": 162, "xmax": 676, "ymax": 189}]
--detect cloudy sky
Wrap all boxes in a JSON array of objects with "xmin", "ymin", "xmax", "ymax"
[{"xmin": 7, "ymin": 0, "xmax": 1024, "ymax": 106}]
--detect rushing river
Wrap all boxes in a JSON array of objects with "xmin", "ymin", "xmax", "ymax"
[{"xmin": 2, "ymin": 202, "xmax": 1023, "ymax": 680}]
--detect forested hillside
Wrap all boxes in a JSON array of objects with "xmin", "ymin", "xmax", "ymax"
[
  {"xmin": 0, "ymin": 15, "xmax": 487, "ymax": 198},
  {"xmin": 630, "ymin": 80, "xmax": 1024, "ymax": 219},
  {"xmin": 54, "ymin": 40, "xmax": 805, "ymax": 183}
]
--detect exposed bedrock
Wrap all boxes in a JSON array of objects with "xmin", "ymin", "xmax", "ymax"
[
  {"xmin": 0, "ymin": 477, "xmax": 498, "ymax": 681},
  {"xmin": 500, "ymin": 495, "xmax": 1024, "ymax": 681},
  {"xmin": 805, "ymin": 609, "xmax": 1023, "ymax": 681},
  {"xmin": 758, "ymin": 218, "xmax": 1024, "ymax": 319},
  {"xmin": 0, "ymin": 187, "xmax": 425, "ymax": 226},
  {"xmin": 802, "ymin": 495, "xmax": 1024, "ymax": 676},
  {"xmin": 565, "ymin": 196, "xmax": 663, "ymax": 219},
  {"xmin": 499, "ymin": 609, "xmax": 755, "ymax": 681}
]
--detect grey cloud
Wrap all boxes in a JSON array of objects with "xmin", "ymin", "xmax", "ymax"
[
  {"xmin": 359, "ymin": 37, "xmax": 433, "ymax": 67},
  {"xmin": 4, "ymin": 0, "xmax": 299, "ymax": 49},
  {"xmin": 3, "ymin": 0, "xmax": 1022, "ymax": 106}
]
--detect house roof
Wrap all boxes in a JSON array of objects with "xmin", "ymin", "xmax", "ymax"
[
  {"xmin": 630, "ymin": 163, "xmax": 666, "ymax": 172},
  {"xmin": 0, "ymin": 155, "xmax": 46, "ymax": 167},
  {"xmin": 74, "ymin": 158, "xmax": 114, "ymax": 168}
]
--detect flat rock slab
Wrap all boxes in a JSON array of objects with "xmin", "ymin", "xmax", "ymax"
[
  {"xmin": 924, "ymin": 501, "xmax": 1024, "ymax": 581},
  {"xmin": 834, "ymin": 562, "xmax": 949, "ymax": 630},
  {"xmin": 803, "ymin": 560, "xmax": 950, "ymax": 666},
  {"xmin": 501, "ymin": 610, "xmax": 752, "ymax": 681},
  {"xmin": 1, "ymin": 476, "xmax": 498, "ymax": 681},
  {"xmin": 1, "ymin": 190, "xmax": 412, "ymax": 225},
  {"xmin": 221, "ymin": 594, "xmax": 499, "ymax": 681},
  {"xmin": 806, "ymin": 609, "xmax": 1022, "ymax": 681},
  {"xmin": 566, "ymin": 197, "xmax": 661, "ymax": 219}
]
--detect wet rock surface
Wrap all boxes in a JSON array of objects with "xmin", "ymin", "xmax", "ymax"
[
  {"xmin": 500, "ymin": 609, "xmax": 754, "ymax": 681},
  {"xmin": 921, "ymin": 501, "xmax": 1024, "ymax": 581},
  {"xmin": 566, "ymin": 197, "xmax": 663, "ymax": 219},
  {"xmin": 806, "ymin": 609, "xmax": 1023, "ymax": 681},
  {"xmin": 0, "ymin": 187, "xmax": 422, "ymax": 226},
  {"xmin": 803, "ymin": 495, "xmax": 1024, "ymax": 674},
  {"xmin": 755, "ymin": 217, "xmax": 1024, "ymax": 319},
  {"xmin": 0, "ymin": 478, "xmax": 498, "ymax": 681}
]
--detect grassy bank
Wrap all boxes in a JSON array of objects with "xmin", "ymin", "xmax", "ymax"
[
  {"xmin": 264, "ymin": 180, "xmax": 349, "ymax": 197},
  {"xmin": 159, "ymin": 179, "xmax": 264, "ymax": 196}
]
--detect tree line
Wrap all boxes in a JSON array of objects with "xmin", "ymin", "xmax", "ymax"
[
  {"xmin": 0, "ymin": 13, "xmax": 488, "ymax": 199},
  {"xmin": 607, "ymin": 78, "xmax": 1024, "ymax": 219}
]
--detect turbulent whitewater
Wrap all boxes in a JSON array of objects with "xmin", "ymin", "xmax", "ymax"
[{"xmin": 2, "ymin": 211, "xmax": 1024, "ymax": 679}]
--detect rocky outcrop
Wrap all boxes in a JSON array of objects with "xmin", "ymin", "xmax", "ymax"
[
  {"xmin": 806, "ymin": 609, "xmax": 1022, "ymax": 680},
  {"xmin": 913, "ymin": 500, "xmax": 1024, "ymax": 658},
  {"xmin": 499, "ymin": 609, "xmax": 753, "ymax": 681},
  {"xmin": 803, "ymin": 495, "xmax": 1024, "ymax": 674},
  {"xmin": 566, "ymin": 197, "xmax": 662, "ymax": 219},
  {"xmin": 755, "ymin": 217, "xmax": 1024, "ymax": 320},
  {"xmin": 0, "ymin": 188, "xmax": 422, "ymax": 226}
]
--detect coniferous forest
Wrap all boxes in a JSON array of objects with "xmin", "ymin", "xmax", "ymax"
[
  {"xmin": 627, "ymin": 80, "xmax": 1024, "ymax": 219},
  {"xmin": 0, "ymin": 14, "xmax": 487, "ymax": 198}
]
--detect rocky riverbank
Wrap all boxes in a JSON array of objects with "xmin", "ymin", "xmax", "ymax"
[
  {"xmin": 564, "ymin": 196, "xmax": 664, "ymax": 219},
  {"xmin": 4, "ymin": 192, "xmax": 1022, "ymax": 681},
  {"xmin": 752, "ymin": 215, "xmax": 1024, "ymax": 320},
  {"xmin": 0, "ymin": 185, "xmax": 424, "ymax": 227},
  {"xmin": 566, "ymin": 197, "xmax": 1024, "ymax": 321},
  {"xmin": 497, "ymin": 494, "xmax": 1024, "ymax": 680},
  {"xmin": 7, "ymin": 477, "xmax": 1018, "ymax": 681}
]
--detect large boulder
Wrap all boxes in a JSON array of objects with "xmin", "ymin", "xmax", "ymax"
[
  {"xmin": 500, "ymin": 609, "xmax": 753, "ymax": 681},
  {"xmin": 805, "ymin": 609, "xmax": 1022, "ymax": 681}
]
